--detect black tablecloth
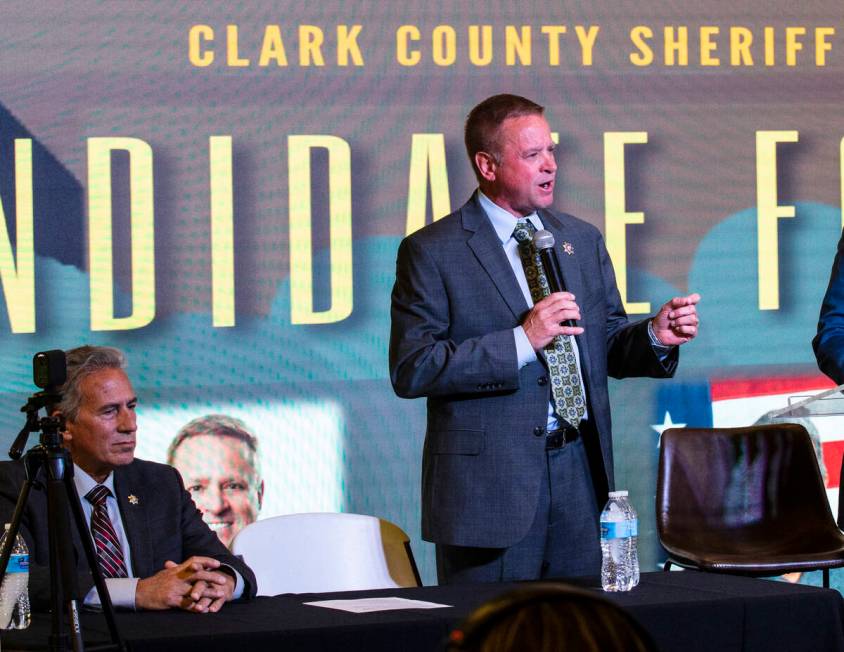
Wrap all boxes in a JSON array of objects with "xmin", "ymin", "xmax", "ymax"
[{"xmin": 3, "ymin": 571, "xmax": 843, "ymax": 652}]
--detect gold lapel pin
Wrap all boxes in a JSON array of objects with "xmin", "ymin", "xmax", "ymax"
[{"xmin": 128, "ymin": 494, "xmax": 139, "ymax": 505}]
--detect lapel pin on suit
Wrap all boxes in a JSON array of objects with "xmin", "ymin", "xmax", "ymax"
[
  {"xmin": 128, "ymin": 494, "xmax": 139, "ymax": 505},
  {"xmin": 562, "ymin": 241, "xmax": 574, "ymax": 256}
]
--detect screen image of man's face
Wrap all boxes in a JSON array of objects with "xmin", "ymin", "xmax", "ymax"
[{"xmin": 171, "ymin": 433, "xmax": 264, "ymax": 548}]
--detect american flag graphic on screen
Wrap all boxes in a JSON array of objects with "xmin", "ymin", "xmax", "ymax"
[{"xmin": 653, "ymin": 374, "xmax": 842, "ymax": 516}]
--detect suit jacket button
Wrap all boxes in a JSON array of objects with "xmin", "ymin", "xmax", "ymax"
[
  {"xmin": 538, "ymin": 376, "xmax": 548, "ymax": 386},
  {"xmin": 533, "ymin": 426, "xmax": 545, "ymax": 437}
]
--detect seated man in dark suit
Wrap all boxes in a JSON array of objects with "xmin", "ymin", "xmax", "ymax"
[{"xmin": 0, "ymin": 345, "xmax": 257, "ymax": 612}]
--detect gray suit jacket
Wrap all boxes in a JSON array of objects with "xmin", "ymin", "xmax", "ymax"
[
  {"xmin": 389, "ymin": 193, "xmax": 677, "ymax": 548},
  {"xmin": 0, "ymin": 457, "xmax": 257, "ymax": 609}
]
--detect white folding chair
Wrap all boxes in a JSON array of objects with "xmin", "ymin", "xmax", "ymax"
[{"xmin": 231, "ymin": 512, "xmax": 421, "ymax": 595}]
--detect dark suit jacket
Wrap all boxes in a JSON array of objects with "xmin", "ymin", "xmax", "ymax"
[
  {"xmin": 0, "ymin": 457, "xmax": 257, "ymax": 609},
  {"xmin": 389, "ymin": 193, "xmax": 678, "ymax": 549},
  {"xmin": 815, "ymin": 229, "xmax": 844, "ymax": 383}
]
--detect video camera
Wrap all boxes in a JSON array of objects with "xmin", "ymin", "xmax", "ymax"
[{"xmin": 9, "ymin": 349, "xmax": 67, "ymax": 459}]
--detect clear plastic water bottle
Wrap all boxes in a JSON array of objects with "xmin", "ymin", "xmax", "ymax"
[
  {"xmin": 0, "ymin": 523, "xmax": 30, "ymax": 629},
  {"xmin": 600, "ymin": 490, "xmax": 639, "ymax": 592}
]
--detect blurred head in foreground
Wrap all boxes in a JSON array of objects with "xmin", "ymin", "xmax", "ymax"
[{"xmin": 446, "ymin": 584, "xmax": 657, "ymax": 652}]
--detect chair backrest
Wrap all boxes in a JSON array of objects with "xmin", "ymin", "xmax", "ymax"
[
  {"xmin": 231, "ymin": 512, "xmax": 421, "ymax": 595},
  {"xmin": 657, "ymin": 424, "xmax": 836, "ymax": 547}
]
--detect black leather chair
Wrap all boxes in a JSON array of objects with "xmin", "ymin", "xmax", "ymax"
[{"xmin": 657, "ymin": 423, "xmax": 844, "ymax": 588}]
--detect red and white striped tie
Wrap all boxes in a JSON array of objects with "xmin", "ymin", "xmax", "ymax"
[{"xmin": 85, "ymin": 485, "xmax": 128, "ymax": 579}]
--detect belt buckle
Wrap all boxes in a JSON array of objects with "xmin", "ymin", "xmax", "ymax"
[{"xmin": 545, "ymin": 424, "xmax": 579, "ymax": 450}]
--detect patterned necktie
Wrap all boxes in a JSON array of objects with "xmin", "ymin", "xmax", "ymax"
[
  {"xmin": 85, "ymin": 485, "xmax": 128, "ymax": 579},
  {"xmin": 513, "ymin": 220, "xmax": 586, "ymax": 426}
]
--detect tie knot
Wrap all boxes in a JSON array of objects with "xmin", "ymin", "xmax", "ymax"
[
  {"xmin": 85, "ymin": 484, "xmax": 112, "ymax": 506},
  {"xmin": 513, "ymin": 220, "xmax": 536, "ymax": 244}
]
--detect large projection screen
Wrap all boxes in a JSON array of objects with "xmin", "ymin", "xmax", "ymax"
[{"xmin": 1, "ymin": 1, "xmax": 842, "ymax": 584}]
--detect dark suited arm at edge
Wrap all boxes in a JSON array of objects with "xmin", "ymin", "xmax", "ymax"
[{"xmin": 814, "ymin": 231, "xmax": 844, "ymax": 385}]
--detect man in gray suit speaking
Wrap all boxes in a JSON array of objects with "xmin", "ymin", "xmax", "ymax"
[{"xmin": 389, "ymin": 94, "xmax": 700, "ymax": 584}]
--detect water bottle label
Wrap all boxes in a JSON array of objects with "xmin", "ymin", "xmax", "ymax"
[
  {"xmin": 600, "ymin": 519, "xmax": 638, "ymax": 539},
  {"xmin": 5, "ymin": 554, "xmax": 28, "ymax": 573}
]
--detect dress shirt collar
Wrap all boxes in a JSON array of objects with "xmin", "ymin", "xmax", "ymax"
[
  {"xmin": 477, "ymin": 190, "xmax": 544, "ymax": 244},
  {"xmin": 74, "ymin": 463, "xmax": 116, "ymax": 501}
]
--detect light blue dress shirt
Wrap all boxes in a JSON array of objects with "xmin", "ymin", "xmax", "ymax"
[
  {"xmin": 477, "ymin": 191, "xmax": 671, "ymax": 431},
  {"xmin": 478, "ymin": 191, "xmax": 585, "ymax": 431}
]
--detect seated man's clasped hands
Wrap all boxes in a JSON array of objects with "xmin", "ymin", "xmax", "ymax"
[{"xmin": 136, "ymin": 557, "xmax": 236, "ymax": 613}]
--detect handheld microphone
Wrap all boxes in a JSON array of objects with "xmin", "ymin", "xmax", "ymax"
[{"xmin": 532, "ymin": 230, "xmax": 575, "ymax": 327}]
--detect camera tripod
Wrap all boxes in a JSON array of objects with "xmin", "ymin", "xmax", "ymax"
[{"xmin": 0, "ymin": 389, "xmax": 125, "ymax": 652}]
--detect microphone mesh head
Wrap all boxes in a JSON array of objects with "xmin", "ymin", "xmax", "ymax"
[{"xmin": 532, "ymin": 229, "xmax": 555, "ymax": 251}]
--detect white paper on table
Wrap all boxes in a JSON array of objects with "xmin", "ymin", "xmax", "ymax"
[{"xmin": 304, "ymin": 597, "xmax": 452, "ymax": 613}]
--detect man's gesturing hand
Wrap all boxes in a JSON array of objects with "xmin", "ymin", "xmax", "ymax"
[{"xmin": 651, "ymin": 293, "xmax": 701, "ymax": 346}]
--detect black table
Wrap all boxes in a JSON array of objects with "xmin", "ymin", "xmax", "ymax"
[{"xmin": 3, "ymin": 571, "xmax": 843, "ymax": 652}]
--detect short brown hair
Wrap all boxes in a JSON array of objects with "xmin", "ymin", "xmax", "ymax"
[{"xmin": 464, "ymin": 94, "xmax": 544, "ymax": 182}]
